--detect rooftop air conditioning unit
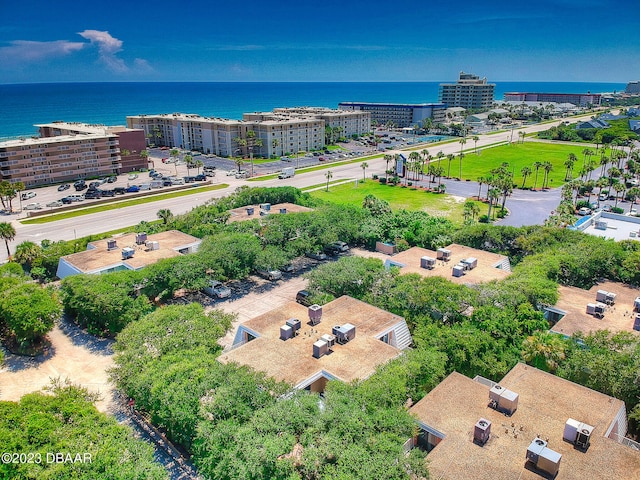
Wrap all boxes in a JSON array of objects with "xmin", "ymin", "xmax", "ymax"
[
  {"xmin": 135, "ymin": 232, "xmax": 147, "ymax": 245},
  {"xmin": 526, "ymin": 438, "xmax": 562, "ymax": 477},
  {"xmin": 474, "ymin": 418, "xmax": 491, "ymax": 446},
  {"xmin": 595, "ymin": 221, "xmax": 608, "ymax": 230},
  {"xmin": 564, "ymin": 419, "xmax": 595, "ymax": 450},
  {"xmin": 634, "ymin": 297, "xmax": 640, "ymax": 312},
  {"xmin": 596, "ymin": 290, "xmax": 616, "ymax": 305},
  {"xmin": 634, "ymin": 315, "xmax": 640, "ymax": 332},
  {"xmin": 308, "ymin": 304, "xmax": 323, "ymax": 325},
  {"xmin": 586, "ymin": 303, "xmax": 605, "ymax": 318},
  {"xmin": 321, "ymin": 333, "xmax": 336, "ymax": 348},
  {"xmin": 279, "ymin": 208, "xmax": 287, "ymax": 214},
  {"xmin": 145, "ymin": 240, "xmax": 160, "ymax": 251},
  {"xmin": 122, "ymin": 247, "xmax": 135, "ymax": 260},
  {"xmin": 313, "ymin": 339, "xmax": 329, "ymax": 358},
  {"xmin": 332, "ymin": 323, "xmax": 356, "ymax": 344},
  {"xmin": 420, "ymin": 256, "xmax": 436, "ymax": 269},
  {"xmin": 246, "ymin": 207, "xmax": 255, "ymax": 215},
  {"xmin": 106, "ymin": 239, "xmax": 118, "ymax": 251},
  {"xmin": 286, "ymin": 318, "xmax": 301, "ymax": 334},
  {"xmin": 489, "ymin": 384, "xmax": 519, "ymax": 415},
  {"xmin": 437, "ymin": 248, "xmax": 451, "ymax": 261},
  {"xmin": 259, "ymin": 203, "xmax": 271, "ymax": 211},
  {"xmin": 461, "ymin": 257, "xmax": 478, "ymax": 270},
  {"xmin": 280, "ymin": 325, "xmax": 293, "ymax": 341},
  {"xmin": 452, "ymin": 265, "xmax": 465, "ymax": 277}
]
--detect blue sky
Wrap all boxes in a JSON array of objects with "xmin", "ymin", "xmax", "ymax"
[{"xmin": 0, "ymin": 0, "xmax": 638, "ymax": 83}]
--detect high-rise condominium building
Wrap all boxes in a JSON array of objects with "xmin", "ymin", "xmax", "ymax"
[{"xmin": 439, "ymin": 72, "xmax": 495, "ymax": 110}]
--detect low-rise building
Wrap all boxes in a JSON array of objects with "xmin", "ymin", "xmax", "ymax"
[
  {"xmin": 226, "ymin": 202, "xmax": 313, "ymax": 223},
  {"xmin": 546, "ymin": 281, "xmax": 640, "ymax": 337},
  {"xmin": 383, "ymin": 244, "xmax": 512, "ymax": 284},
  {"xmin": 218, "ymin": 296, "xmax": 412, "ymax": 392},
  {"xmin": 338, "ymin": 102, "xmax": 446, "ymax": 128},
  {"xmin": 56, "ymin": 230, "xmax": 201, "ymax": 279},
  {"xmin": 504, "ymin": 92, "xmax": 602, "ymax": 107},
  {"xmin": 409, "ymin": 363, "xmax": 638, "ymax": 480}
]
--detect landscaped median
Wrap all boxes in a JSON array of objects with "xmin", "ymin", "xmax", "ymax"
[{"xmin": 20, "ymin": 184, "xmax": 229, "ymax": 224}]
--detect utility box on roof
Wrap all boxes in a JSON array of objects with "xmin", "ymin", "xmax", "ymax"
[
  {"xmin": 437, "ymin": 248, "xmax": 451, "ymax": 261},
  {"xmin": 452, "ymin": 265, "xmax": 465, "ymax": 277},
  {"xmin": 313, "ymin": 339, "xmax": 328, "ymax": 359},
  {"xmin": 420, "ymin": 256, "xmax": 436, "ymax": 269}
]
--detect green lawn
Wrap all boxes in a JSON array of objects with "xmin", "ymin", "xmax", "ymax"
[
  {"xmin": 309, "ymin": 179, "xmax": 482, "ymax": 222},
  {"xmin": 21, "ymin": 184, "xmax": 229, "ymax": 224},
  {"xmin": 456, "ymin": 141, "xmax": 586, "ymax": 188}
]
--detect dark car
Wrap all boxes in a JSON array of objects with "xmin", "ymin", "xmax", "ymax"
[
  {"xmin": 107, "ymin": 176, "xmax": 117, "ymax": 183},
  {"xmin": 163, "ymin": 180, "xmax": 173, "ymax": 187},
  {"xmin": 296, "ymin": 290, "xmax": 312, "ymax": 307},
  {"xmin": 57, "ymin": 184, "xmax": 70, "ymax": 191},
  {"xmin": 195, "ymin": 174, "xmax": 206, "ymax": 181},
  {"xmin": 183, "ymin": 176, "xmax": 197, "ymax": 183},
  {"xmin": 126, "ymin": 185, "xmax": 140, "ymax": 193},
  {"xmin": 89, "ymin": 182, "xmax": 101, "ymax": 189},
  {"xmin": 101, "ymin": 189, "xmax": 116, "ymax": 197},
  {"xmin": 73, "ymin": 180, "xmax": 87, "ymax": 191},
  {"xmin": 84, "ymin": 189, "xmax": 102, "ymax": 199},
  {"xmin": 113, "ymin": 187, "xmax": 127, "ymax": 195}
]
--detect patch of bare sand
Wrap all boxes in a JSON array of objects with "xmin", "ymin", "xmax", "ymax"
[{"xmin": 0, "ymin": 318, "xmax": 115, "ymax": 412}]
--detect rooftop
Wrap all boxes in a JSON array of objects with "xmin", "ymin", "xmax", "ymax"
[
  {"xmin": 58, "ymin": 230, "xmax": 200, "ymax": 276},
  {"xmin": 410, "ymin": 363, "xmax": 639, "ymax": 480},
  {"xmin": 0, "ymin": 132, "xmax": 117, "ymax": 148},
  {"xmin": 226, "ymin": 203, "xmax": 313, "ymax": 223},
  {"xmin": 218, "ymin": 296, "xmax": 410, "ymax": 388},
  {"xmin": 550, "ymin": 281, "xmax": 640, "ymax": 337},
  {"xmin": 575, "ymin": 211, "xmax": 640, "ymax": 242},
  {"xmin": 386, "ymin": 244, "xmax": 511, "ymax": 285}
]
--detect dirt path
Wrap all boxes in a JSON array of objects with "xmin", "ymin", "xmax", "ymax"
[{"xmin": 0, "ymin": 316, "xmax": 115, "ymax": 412}]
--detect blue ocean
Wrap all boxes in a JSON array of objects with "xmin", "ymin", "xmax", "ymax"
[{"xmin": 0, "ymin": 81, "xmax": 627, "ymax": 139}]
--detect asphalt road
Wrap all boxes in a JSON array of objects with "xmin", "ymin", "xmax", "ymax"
[{"xmin": 0, "ymin": 112, "xmax": 602, "ymax": 261}]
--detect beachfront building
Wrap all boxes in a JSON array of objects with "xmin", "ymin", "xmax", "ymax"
[
  {"xmin": 127, "ymin": 107, "xmax": 370, "ymax": 157},
  {"xmin": 337, "ymin": 102, "xmax": 446, "ymax": 128},
  {"xmin": 36, "ymin": 121, "xmax": 147, "ymax": 172},
  {"xmin": 504, "ymin": 92, "xmax": 602, "ymax": 107},
  {"xmin": 0, "ymin": 133, "xmax": 121, "ymax": 188},
  {"xmin": 56, "ymin": 230, "xmax": 201, "ymax": 279},
  {"xmin": 439, "ymin": 72, "xmax": 495, "ymax": 110},
  {"xmin": 408, "ymin": 363, "xmax": 638, "ymax": 480},
  {"xmin": 218, "ymin": 296, "xmax": 412, "ymax": 393},
  {"xmin": 625, "ymin": 81, "xmax": 640, "ymax": 94}
]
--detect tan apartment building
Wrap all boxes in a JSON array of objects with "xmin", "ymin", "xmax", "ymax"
[
  {"xmin": 127, "ymin": 106, "xmax": 370, "ymax": 158},
  {"xmin": 439, "ymin": 71, "xmax": 495, "ymax": 110},
  {"xmin": 0, "ymin": 133, "xmax": 121, "ymax": 187}
]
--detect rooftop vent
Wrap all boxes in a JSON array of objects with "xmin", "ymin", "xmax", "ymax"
[
  {"xmin": 106, "ymin": 239, "xmax": 118, "ymax": 251},
  {"xmin": 563, "ymin": 419, "xmax": 594, "ymax": 450},
  {"xmin": 474, "ymin": 418, "xmax": 491, "ymax": 446},
  {"xmin": 526, "ymin": 438, "xmax": 562, "ymax": 477},
  {"xmin": 135, "ymin": 232, "xmax": 147, "ymax": 245},
  {"xmin": 332, "ymin": 323, "xmax": 356, "ymax": 344},
  {"xmin": 437, "ymin": 248, "xmax": 451, "ymax": 261},
  {"xmin": 420, "ymin": 256, "xmax": 436, "ymax": 269},
  {"xmin": 122, "ymin": 247, "xmax": 135, "ymax": 260},
  {"xmin": 489, "ymin": 384, "xmax": 519, "ymax": 415},
  {"xmin": 308, "ymin": 304, "xmax": 323, "ymax": 325}
]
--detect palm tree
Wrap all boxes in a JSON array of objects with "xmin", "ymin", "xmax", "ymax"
[
  {"xmin": 13, "ymin": 240, "xmax": 42, "ymax": 271},
  {"xmin": 472, "ymin": 135, "xmax": 479, "ymax": 154},
  {"xmin": 595, "ymin": 177, "xmax": 608, "ymax": 207},
  {"xmin": 613, "ymin": 182, "xmax": 625, "ymax": 208},
  {"xmin": 477, "ymin": 176, "xmax": 485, "ymax": 200},
  {"xmin": 246, "ymin": 130, "xmax": 263, "ymax": 177},
  {"xmin": 272, "ymin": 138, "xmax": 279, "ymax": 157},
  {"xmin": 325, "ymin": 170, "xmax": 333, "ymax": 192},
  {"xmin": 384, "ymin": 154, "xmax": 393, "ymax": 182},
  {"xmin": 408, "ymin": 151, "xmax": 421, "ymax": 182},
  {"xmin": 140, "ymin": 149, "xmax": 150, "ymax": 169},
  {"xmin": 156, "ymin": 209, "xmax": 173, "ymax": 225},
  {"xmin": 184, "ymin": 154, "xmax": 194, "ymax": 175},
  {"xmin": 0, "ymin": 221, "xmax": 16, "ymax": 258},
  {"xmin": 542, "ymin": 161, "xmax": 553, "ymax": 189},
  {"xmin": 522, "ymin": 332, "xmax": 567, "ymax": 373},
  {"xmin": 459, "ymin": 137, "xmax": 466, "ymax": 157},
  {"xmin": 458, "ymin": 152, "xmax": 465, "ymax": 180},
  {"xmin": 360, "ymin": 162, "xmax": 369, "ymax": 181},
  {"xmin": 446, "ymin": 154, "xmax": 455, "ymax": 178},
  {"xmin": 520, "ymin": 166, "xmax": 531, "ymax": 189},
  {"xmin": 564, "ymin": 154, "xmax": 576, "ymax": 181},
  {"xmin": 518, "ymin": 131, "xmax": 526, "ymax": 144},
  {"xmin": 195, "ymin": 159, "xmax": 204, "ymax": 174},
  {"xmin": 487, "ymin": 188, "xmax": 500, "ymax": 220},
  {"xmin": 532, "ymin": 161, "xmax": 543, "ymax": 190}
]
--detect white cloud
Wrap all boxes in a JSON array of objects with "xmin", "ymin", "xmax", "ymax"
[
  {"xmin": 78, "ymin": 29, "xmax": 128, "ymax": 72},
  {"xmin": 0, "ymin": 40, "xmax": 84, "ymax": 63}
]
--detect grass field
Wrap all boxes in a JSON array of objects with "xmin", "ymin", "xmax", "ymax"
[
  {"xmin": 309, "ymin": 179, "xmax": 483, "ymax": 222},
  {"xmin": 21, "ymin": 184, "xmax": 229, "ymax": 224},
  {"xmin": 456, "ymin": 141, "xmax": 587, "ymax": 188}
]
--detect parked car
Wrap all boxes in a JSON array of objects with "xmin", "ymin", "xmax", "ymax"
[
  {"xmin": 184, "ymin": 176, "xmax": 197, "ymax": 183},
  {"xmin": 306, "ymin": 251, "xmax": 328, "ymax": 261},
  {"xmin": 602, "ymin": 204, "xmax": 613, "ymax": 212},
  {"xmin": 101, "ymin": 189, "xmax": 116, "ymax": 197},
  {"xmin": 57, "ymin": 184, "xmax": 70, "ymax": 191},
  {"xmin": 113, "ymin": 187, "xmax": 127, "ymax": 195},
  {"xmin": 107, "ymin": 176, "xmax": 117, "ymax": 183},
  {"xmin": 203, "ymin": 280, "xmax": 232, "ymax": 299},
  {"xmin": 46, "ymin": 200, "xmax": 63, "ymax": 207},
  {"xmin": 84, "ymin": 189, "xmax": 102, "ymax": 199},
  {"xmin": 62, "ymin": 194, "xmax": 85, "ymax": 203},
  {"xmin": 128, "ymin": 173, "xmax": 139, "ymax": 180},
  {"xmin": 21, "ymin": 192, "xmax": 36, "ymax": 200},
  {"xmin": 296, "ymin": 290, "xmax": 312, "ymax": 306},
  {"xmin": 126, "ymin": 185, "xmax": 140, "ymax": 193},
  {"xmin": 235, "ymin": 171, "xmax": 248, "ymax": 179},
  {"xmin": 24, "ymin": 202, "xmax": 42, "ymax": 210},
  {"xmin": 577, "ymin": 207, "xmax": 592, "ymax": 216},
  {"xmin": 195, "ymin": 174, "xmax": 207, "ymax": 181},
  {"xmin": 74, "ymin": 180, "xmax": 87, "ymax": 191},
  {"xmin": 226, "ymin": 170, "xmax": 238, "ymax": 176},
  {"xmin": 324, "ymin": 241, "xmax": 350, "ymax": 255},
  {"xmin": 255, "ymin": 269, "xmax": 283, "ymax": 281}
]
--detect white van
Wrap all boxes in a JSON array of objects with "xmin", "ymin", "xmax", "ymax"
[{"xmin": 24, "ymin": 202, "xmax": 42, "ymax": 210}]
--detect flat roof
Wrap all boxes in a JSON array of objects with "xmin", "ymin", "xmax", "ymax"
[
  {"xmin": 577, "ymin": 211, "xmax": 640, "ymax": 242},
  {"xmin": 550, "ymin": 281, "xmax": 640, "ymax": 337},
  {"xmin": 388, "ymin": 244, "xmax": 511, "ymax": 284},
  {"xmin": 218, "ymin": 296, "xmax": 407, "ymax": 387},
  {"xmin": 227, "ymin": 203, "xmax": 313, "ymax": 223},
  {"xmin": 410, "ymin": 363, "xmax": 638, "ymax": 480},
  {"xmin": 0, "ymin": 132, "xmax": 117, "ymax": 148},
  {"xmin": 61, "ymin": 230, "xmax": 200, "ymax": 273}
]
